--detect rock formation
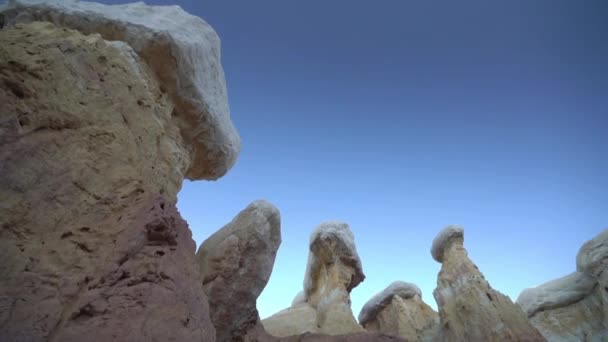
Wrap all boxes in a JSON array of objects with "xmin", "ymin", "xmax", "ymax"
[
  {"xmin": 432, "ymin": 225, "xmax": 545, "ymax": 341},
  {"xmin": 263, "ymin": 221, "xmax": 366, "ymax": 337},
  {"xmin": 196, "ymin": 200, "xmax": 282, "ymax": 341},
  {"xmin": 577, "ymin": 229, "xmax": 608, "ymax": 329},
  {"xmin": 1, "ymin": 0, "xmax": 241, "ymax": 180},
  {"xmin": 358, "ymin": 281, "xmax": 439, "ymax": 341},
  {"xmin": 0, "ymin": 0, "xmax": 241, "ymax": 339},
  {"xmin": 517, "ymin": 229, "xmax": 608, "ymax": 341}
]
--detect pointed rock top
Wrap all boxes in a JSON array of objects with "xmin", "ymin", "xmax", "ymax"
[
  {"xmin": 358, "ymin": 281, "xmax": 422, "ymax": 325},
  {"xmin": 431, "ymin": 225, "xmax": 464, "ymax": 263}
]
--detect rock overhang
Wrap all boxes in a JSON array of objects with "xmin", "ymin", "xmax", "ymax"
[
  {"xmin": 431, "ymin": 225, "xmax": 464, "ymax": 263},
  {"xmin": 1, "ymin": 0, "xmax": 241, "ymax": 180}
]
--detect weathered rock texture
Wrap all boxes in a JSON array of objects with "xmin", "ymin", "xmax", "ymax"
[
  {"xmin": 517, "ymin": 229, "xmax": 608, "ymax": 341},
  {"xmin": 263, "ymin": 221, "xmax": 366, "ymax": 337},
  {"xmin": 278, "ymin": 332, "xmax": 406, "ymax": 342},
  {"xmin": 359, "ymin": 281, "xmax": 438, "ymax": 341},
  {"xmin": 577, "ymin": 229, "xmax": 608, "ymax": 333},
  {"xmin": 0, "ymin": 3, "xmax": 233, "ymax": 339},
  {"xmin": 432, "ymin": 226, "xmax": 545, "ymax": 341},
  {"xmin": 197, "ymin": 200, "xmax": 282, "ymax": 341},
  {"xmin": 1, "ymin": 0, "xmax": 241, "ymax": 180}
]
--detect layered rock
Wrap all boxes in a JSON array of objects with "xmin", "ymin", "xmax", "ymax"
[
  {"xmin": 263, "ymin": 221, "xmax": 366, "ymax": 337},
  {"xmin": 278, "ymin": 332, "xmax": 406, "ymax": 342},
  {"xmin": 1, "ymin": 0, "xmax": 241, "ymax": 180},
  {"xmin": 196, "ymin": 200, "xmax": 282, "ymax": 341},
  {"xmin": 517, "ymin": 272, "xmax": 604, "ymax": 341},
  {"xmin": 577, "ymin": 229, "xmax": 608, "ymax": 330},
  {"xmin": 432, "ymin": 226, "xmax": 545, "ymax": 341},
  {"xmin": 0, "ymin": 0, "xmax": 241, "ymax": 338},
  {"xmin": 517, "ymin": 229, "xmax": 608, "ymax": 341},
  {"xmin": 358, "ymin": 281, "xmax": 438, "ymax": 341}
]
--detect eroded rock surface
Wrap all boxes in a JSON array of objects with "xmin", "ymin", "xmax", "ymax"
[
  {"xmin": 517, "ymin": 229, "xmax": 608, "ymax": 341},
  {"xmin": 432, "ymin": 226, "xmax": 545, "ymax": 341},
  {"xmin": 1, "ymin": 0, "xmax": 241, "ymax": 180},
  {"xmin": 263, "ymin": 221, "xmax": 365, "ymax": 337},
  {"xmin": 0, "ymin": 19, "xmax": 217, "ymax": 341},
  {"xmin": 359, "ymin": 281, "xmax": 438, "ymax": 341},
  {"xmin": 197, "ymin": 200, "xmax": 281, "ymax": 341},
  {"xmin": 517, "ymin": 272, "xmax": 605, "ymax": 341}
]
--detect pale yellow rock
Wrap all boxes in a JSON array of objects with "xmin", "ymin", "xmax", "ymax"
[
  {"xmin": 527, "ymin": 289, "xmax": 605, "ymax": 341},
  {"xmin": 262, "ymin": 304, "xmax": 319, "ymax": 337},
  {"xmin": 432, "ymin": 226, "xmax": 545, "ymax": 341},
  {"xmin": 263, "ymin": 222, "xmax": 365, "ymax": 337},
  {"xmin": 0, "ymin": 22, "xmax": 215, "ymax": 341},
  {"xmin": 359, "ymin": 283, "xmax": 439, "ymax": 341},
  {"xmin": 516, "ymin": 229, "xmax": 608, "ymax": 341}
]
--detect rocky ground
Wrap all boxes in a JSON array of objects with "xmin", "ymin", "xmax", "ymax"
[{"xmin": 0, "ymin": 1, "xmax": 606, "ymax": 341}]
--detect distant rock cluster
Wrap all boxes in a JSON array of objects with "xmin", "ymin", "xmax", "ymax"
[{"xmin": 0, "ymin": 1, "xmax": 606, "ymax": 341}]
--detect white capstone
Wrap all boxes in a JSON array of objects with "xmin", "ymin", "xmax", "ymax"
[
  {"xmin": 303, "ymin": 221, "xmax": 363, "ymax": 294},
  {"xmin": 516, "ymin": 272, "xmax": 597, "ymax": 317},
  {"xmin": 431, "ymin": 225, "xmax": 464, "ymax": 263},
  {"xmin": 358, "ymin": 281, "xmax": 422, "ymax": 325},
  {"xmin": 1, "ymin": 0, "xmax": 241, "ymax": 180}
]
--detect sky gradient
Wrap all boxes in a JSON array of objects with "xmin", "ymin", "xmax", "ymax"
[{"xmin": 105, "ymin": 0, "xmax": 607, "ymax": 319}]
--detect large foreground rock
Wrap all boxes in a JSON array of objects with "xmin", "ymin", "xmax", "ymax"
[
  {"xmin": 359, "ymin": 281, "xmax": 438, "ymax": 341},
  {"xmin": 263, "ymin": 221, "xmax": 365, "ymax": 336},
  {"xmin": 1, "ymin": 0, "xmax": 241, "ymax": 180},
  {"xmin": 517, "ymin": 229, "xmax": 608, "ymax": 341},
  {"xmin": 432, "ymin": 226, "xmax": 545, "ymax": 341},
  {"xmin": 0, "ymin": 14, "xmax": 226, "ymax": 341},
  {"xmin": 197, "ymin": 200, "xmax": 281, "ymax": 341}
]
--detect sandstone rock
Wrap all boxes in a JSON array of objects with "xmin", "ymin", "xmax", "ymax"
[
  {"xmin": 239, "ymin": 329, "xmax": 407, "ymax": 342},
  {"xmin": 432, "ymin": 225, "xmax": 545, "ymax": 341},
  {"xmin": 263, "ymin": 221, "xmax": 365, "ymax": 337},
  {"xmin": 515, "ymin": 229, "xmax": 608, "ymax": 341},
  {"xmin": 577, "ymin": 229, "xmax": 608, "ymax": 278},
  {"xmin": 1, "ymin": 0, "xmax": 241, "ymax": 180},
  {"xmin": 359, "ymin": 281, "xmax": 438, "ymax": 341},
  {"xmin": 577, "ymin": 229, "xmax": 608, "ymax": 332},
  {"xmin": 517, "ymin": 272, "xmax": 597, "ymax": 317},
  {"xmin": 278, "ymin": 332, "xmax": 406, "ymax": 342},
  {"xmin": 0, "ymin": 20, "xmax": 219, "ymax": 341},
  {"xmin": 517, "ymin": 272, "xmax": 606, "ymax": 341},
  {"xmin": 197, "ymin": 200, "xmax": 282, "ymax": 341}
]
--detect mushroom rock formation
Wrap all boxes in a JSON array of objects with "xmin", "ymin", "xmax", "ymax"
[
  {"xmin": 263, "ymin": 221, "xmax": 366, "ymax": 337},
  {"xmin": 517, "ymin": 272, "xmax": 604, "ymax": 341},
  {"xmin": 1, "ymin": 0, "xmax": 241, "ymax": 180},
  {"xmin": 358, "ymin": 281, "xmax": 439, "ymax": 341},
  {"xmin": 0, "ymin": 0, "xmax": 240, "ymax": 339},
  {"xmin": 516, "ymin": 229, "xmax": 608, "ymax": 341},
  {"xmin": 196, "ymin": 200, "xmax": 282, "ymax": 342},
  {"xmin": 432, "ymin": 226, "xmax": 545, "ymax": 341}
]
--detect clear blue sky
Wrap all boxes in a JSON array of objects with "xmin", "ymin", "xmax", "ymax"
[{"xmin": 108, "ymin": 0, "xmax": 607, "ymax": 318}]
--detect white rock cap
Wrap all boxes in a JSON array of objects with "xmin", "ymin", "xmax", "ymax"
[
  {"xmin": 358, "ymin": 281, "xmax": 422, "ymax": 325},
  {"xmin": 1, "ymin": 0, "xmax": 241, "ymax": 180},
  {"xmin": 516, "ymin": 271, "xmax": 597, "ymax": 317},
  {"xmin": 431, "ymin": 225, "xmax": 464, "ymax": 263},
  {"xmin": 576, "ymin": 228, "xmax": 608, "ymax": 278},
  {"xmin": 303, "ymin": 221, "xmax": 364, "ymax": 295}
]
